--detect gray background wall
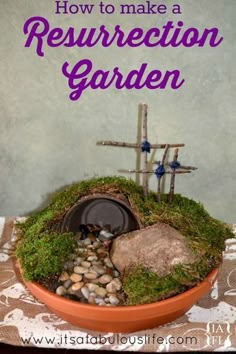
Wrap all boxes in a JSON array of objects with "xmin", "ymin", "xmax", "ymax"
[{"xmin": 0, "ymin": 0, "xmax": 235, "ymax": 222}]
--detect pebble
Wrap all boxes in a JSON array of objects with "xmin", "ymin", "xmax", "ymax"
[
  {"xmin": 74, "ymin": 266, "xmax": 88, "ymax": 274},
  {"xmin": 92, "ymin": 260, "xmax": 102, "ymax": 265},
  {"xmin": 71, "ymin": 282, "xmax": 84, "ymax": 291},
  {"xmin": 109, "ymin": 295, "xmax": 119, "ymax": 305},
  {"xmin": 81, "ymin": 286, "xmax": 90, "ymax": 299},
  {"xmin": 84, "ymin": 272, "xmax": 98, "ymax": 280},
  {"xmin": 112, "ymin": 278, "xmax": 122, "ymax": 291},
  {"xmin": 56, "ymin": 225, "xmax": 124, "ymax": 306},
  {"xmin": 70, "ymin": 273, "xmax": 83, "ymax": 282},
  {"xmin": 87, "ymin": 255, "xmax": 98, "ymax": 262},
  {"xmin": 64, "ymin": 260, "xmax": 74, "ymax": 271},
  {"xmin": 88, "ymin": 267, "xmax": 99, "ymax": 275},
  {"xmin": 88, "ymin": 295, "xmax": 96, "ymax": 304},
  {"xmin": 95, "ymin": 298, "xmax": 106, "ymax": 305},
  {"xmin": 95, "ymin": 287, "xmax": 107, "ymax": 298},
  {"xmin": 97, "ymin": 248, "xmax": 107, "ymax": 254},
  {"xmin": 87, "ymin": 251, "xmax": 96, "ymax": 257},
  {"xmin": 106, "ymin": 281, "xmax": 117, "ymax": 293},
  {"xmin": 83, "ymin": 238, "xmax": 91, "ymax": 246},
  {"xmin": 56, "ymin": 286, "xmax": 66, "ymax": 296},
  {"xmin": 88, "ymin": 233, "xmax": 97, "ymax": 242},
  {"xmin": 87, "ymin": 283, "xmax": 99, "ymax": 292},
  {"xmin": 113, "ymin": 270, "xmax": 120, "ymax": 277},
  {"xmin": 75, "ymin": 257, "xmax": 83, "ymax": 264},
  {"xmin": 98, "ymin": 274, "xmax": 113, "ymax": 285},
  {"xmin": 59, "ymin": 271, "xmax": 70, "ymax": 282},
  {"xmin": 93, "ymin": 241, "xmax": 100, "ymax": 248},
  {"xmin": 92, "ymin": 265, "xmax": 106, "ymax": 275},
  {"xmin": 104, "ymin": 257, "xmax": 114, "ymax": 268},
  {"xmin": 64, "ymin": 279, "xmax": 72, "ymax": 289},
  {"xmin": 81, "ymin": 261, "xmax": 91, "ymax": 268}
]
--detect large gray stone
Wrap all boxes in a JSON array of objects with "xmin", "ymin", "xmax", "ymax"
[{"xmin": 110, "ymin": 223, "xmax": 196, "ymax": 277}]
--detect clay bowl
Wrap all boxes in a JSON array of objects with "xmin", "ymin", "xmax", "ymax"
[{"xmin": 19, "ymin": 264, "xmax": 219, "ymax": 333}]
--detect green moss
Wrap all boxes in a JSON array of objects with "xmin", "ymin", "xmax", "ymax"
[
  {"xmin": 123, "ymin": 261, "xmax": 213, "ymax": 305},
  {"xmin": 16, "ymin": 176, "xmax": 234, "ymax": 296},
  {"xmin": 16, "ymin": 232, "xmax": 76, "ymax": 281}
]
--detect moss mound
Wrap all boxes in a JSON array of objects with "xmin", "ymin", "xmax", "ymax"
[{"xmin": 16, "ymin": 176, "xmax": 233, "ymax": 303}]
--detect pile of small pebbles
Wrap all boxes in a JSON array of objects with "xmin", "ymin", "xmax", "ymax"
[{"xmin": 55, "ymin": 234, "xmax": 123, "ymax": 306}]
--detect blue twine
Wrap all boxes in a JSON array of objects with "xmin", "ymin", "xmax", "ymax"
[
  {"xmin": 169, "ymin": 161, "xmax": 181, "ymax": 170},
  {"xmin": 155, "ymin": 164, "xmax": 166, "ymax": 179},
  {"xmin": 141, "ymin": 140, "xmax": 151, "ymax": 153}
]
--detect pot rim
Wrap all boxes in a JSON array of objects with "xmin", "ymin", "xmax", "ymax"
[{"xmin": 20, "ymin": 262, "xmax": 219, "ymax": 312}]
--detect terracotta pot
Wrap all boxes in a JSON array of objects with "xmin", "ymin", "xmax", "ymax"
[{"xmin": 19, "ymin": 264, "xmax": 219, "ymax": 333}]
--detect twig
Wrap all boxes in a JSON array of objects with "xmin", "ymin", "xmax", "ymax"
[
  {"xmin": 96, "ymin": 141, "xmax": 185, "ymax": 149},
  {"xmin": 157, "ymin": 144, "xmax": 170, "ymax": 202},
  {"xmin": 152, "ymin": 162, "xmax": 197, "ymax": 171},
  {"xmin": 141, "ymin": 103, "xmax": 148, "ymax": 197},
  {"xmin": 169, "ymin": 148, "xmax": 179, "ymax": 203},
  {"xmin": 118, "ymin": 169, "xmax": 191, "ymax": 174}
]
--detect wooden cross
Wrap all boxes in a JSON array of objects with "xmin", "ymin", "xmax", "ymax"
[{"xmin": 97, "ymin": 103, "xmax": 185, "ymax": 198}]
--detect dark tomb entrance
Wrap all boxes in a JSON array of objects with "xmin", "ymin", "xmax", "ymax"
[{"xmin": 61, "ymin": 194, "xmax": 142, "ymax": 235}]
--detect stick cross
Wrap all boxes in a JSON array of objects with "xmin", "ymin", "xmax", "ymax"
[{"xmin": 97, "ymin": 103, "xmax": 197, "ymax": 201}]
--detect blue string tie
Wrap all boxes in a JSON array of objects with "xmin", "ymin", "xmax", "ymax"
[
  {"xmin": 155, "ymin": 164, "xmax": 166, "ymax": 179},
  {"xmin": 169, "ymin": 161, "xmax": 181, "ymax": 170},
  {"xmin": 141, "ymin": 140, "xmax": 151, "ymax": 153}
]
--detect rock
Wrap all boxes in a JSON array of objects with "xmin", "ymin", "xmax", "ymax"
[
  {"xmin": 92, "ymin": 265, "xmax": 106, "ymax": 275},
  {"xmin": 71, "ymin": 282, "xmax": 84, "ymax": 291},
  {"xmin": 109, "ymin": 295, "xmax": 119, "ymax": 305},
  {"xmin": 70, "ymin": 273, "xmax": 83, "ymax": 282},
  {"xmin": 56, "ymin": 286, "xmax": 66, "ymax": 296},
  {"xmin": 84, "ymin": 272, "xmax": 98, "ymax": 280},
  {"xmin": 106, "ymin": 281, "xmax": 117, "ymax": 293},
  {"xmin": 64, "ymin": 260, "xmax": 74, "ymax": 271},
  {"xmin": 95, "ymin": 298, "xmax": 106, "ymax": 305},
  {"xmin": 95, "ymin": 287, "xmax": 107, "ymax": 298},
  {"xmin": 98, "ymin": 274, "xmax": 113, "ymax": 285},
  {"xmin": 113, "ymin": 270, "xmax": 120, "ymax": 277},
  {"xmin": 110, "ymin": 223, "xmax": 197, "ymax": 277},
  {"xmin": 104, "ymin": 257, "xmax": 114, "ymax": 268},
  {"xmin": 81, "ymin": 286, "xmax": 90, "ymax": 299},
  {"xmin": 88, "ymin": 267, "xmax": 99, "ymax": 275},
  {"xmin": 93, "ymin": 241, "xmax": 101, "ymax": 248},
  {"xmin": 87, "ymin": 255, "xmax": 98, "ymax": 262},
  {"xmin": 92, "ymin": 260, "xmax": 102, "ymax": 265},
  {"xmin": 99, "ymin": 230, "xmax": 114, "ymax": 242},
  {"xmin": 87, "ymin": 250, "xmax": 96, "ymax": 256},
  {"xmin": 105, "ymin": 267, "xmax": 113, "ymax": 276},
  {"xmin": 75, "ymin": 257, "xmax": 83, "ymax": 264},
  {"xmin": 112, "ymin": 278, "xmax": 122, "ymax": 290},
  {"xmin": 97, "ymin": 248, "xmax": 107, "ymax": 254},
  {"xmin": 88, "ymin": 294, "xmax": 96, "ymax": 304},
  {"xmin": 87, "ymin": 283, "xmax": 99, "ymax": 292},
  {"xmin": 73, "ymin": 266, "xmax": 88, "ymax": 274},
  {"xmin": 83, "ymin": 238, "xmax": 91, "ymax": 246},
  {"xmin": 63, "ymin": 279, "xmax": 73, "ymax": 289},
  {"xmin": 81, "ymin": 261, "xmax": 91, "ymax": 268},
  {"xmin": 59, "ymin": 271, "xmax": 70, "ymax": 282}
]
